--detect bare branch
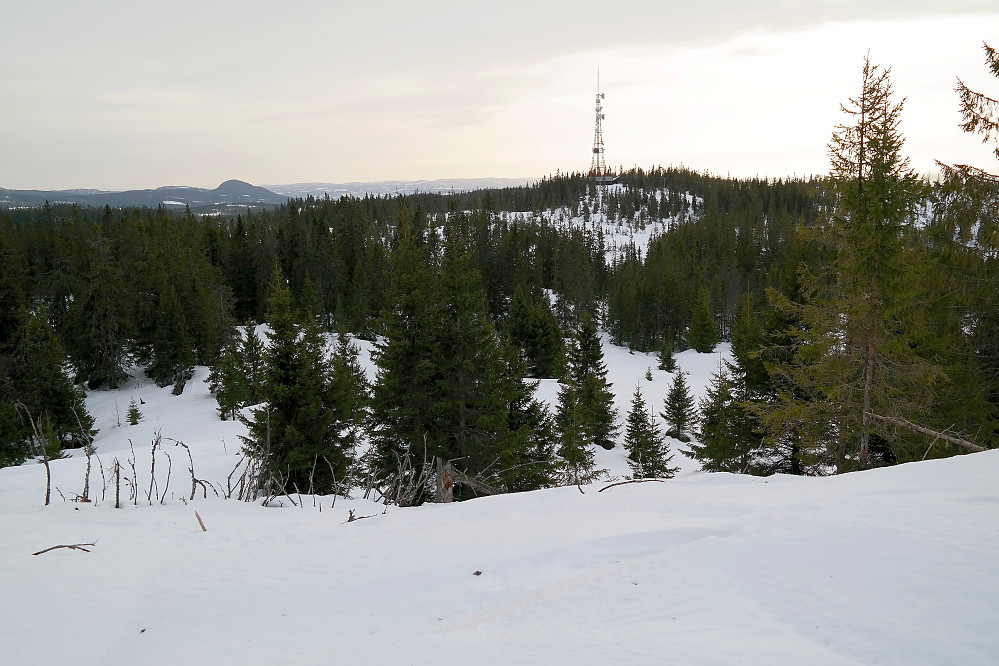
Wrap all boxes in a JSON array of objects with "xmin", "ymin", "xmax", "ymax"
[
  {"xmin": 598, "ymin": 478, "xmax": 667, "ymax": 493},
  {"xmin": 865, "ymin": 412, "xmax": 987, "ymax": 453},
  {"xmin": 32, "ymin": 542, "xmax": 97, "ymax": 556}
]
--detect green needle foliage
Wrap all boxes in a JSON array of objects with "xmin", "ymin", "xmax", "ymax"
[
  {"xmin": 687, "ymin": 287, "xmax": 719, "ymax": 353},
  {"xmin": 662, "ymin": 371, "xmax": 696, "ymax": 442},
  {"xmin": 624, "ymin": 384, "xmax": 678, "ymax": 479},
  {"xmin": 126, "ymin": 398, "xmax": 142, "ymax": 426},
  {"xmin": 241, "ymin": 267, "xmax": 363, "ymax": 496}
]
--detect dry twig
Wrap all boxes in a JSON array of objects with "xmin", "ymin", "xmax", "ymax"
[
  {"xmin": 598, "ymin": 479, "xmax": 666, "ymax": 493},
  {"xmin": 32, "ymin": 542, "xmax": 97, "ymax": 556}
]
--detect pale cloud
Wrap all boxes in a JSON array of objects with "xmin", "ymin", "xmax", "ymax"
[{"xmin": 1, "ymin": 2, "xmax": 998, "ymax": 188}]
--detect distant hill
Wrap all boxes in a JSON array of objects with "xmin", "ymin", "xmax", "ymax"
[
  {"xmin": 0, "ymin": 177, "xmax": 537, "ymax": 211},
  {"xmin": 0, "ymin": 179, "xmax": 286, "ymax": 211},
  {"xmin": 265, "ymin": 177, "xmax": 535, "ymax": 199}
]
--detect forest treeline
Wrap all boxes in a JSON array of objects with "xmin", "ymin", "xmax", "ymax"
[{"xmin": 2, "ymin": 48, "xmax": 998, "ymax": 499}]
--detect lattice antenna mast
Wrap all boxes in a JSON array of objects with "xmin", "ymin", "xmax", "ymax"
[{"xmin": 590, "ymin": 70, "xmax": 608, "ymax": 177}]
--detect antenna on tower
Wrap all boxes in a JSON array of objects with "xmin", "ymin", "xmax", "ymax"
[{"xmin": 588, "ymin": 69, "xmax": 618, "ymax": 185}]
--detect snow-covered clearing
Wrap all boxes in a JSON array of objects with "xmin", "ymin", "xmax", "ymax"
[{"xmin": 1, "ymin": 337, "xmax": 996, "ymax": 665}]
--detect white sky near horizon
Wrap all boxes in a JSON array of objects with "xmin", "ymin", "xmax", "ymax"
[{"xmin": 1, "ymin": 1, "xmax": 998, "ymax": 190}]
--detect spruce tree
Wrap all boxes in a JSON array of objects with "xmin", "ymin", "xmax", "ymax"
[
  {"xmin": 127, "ymin": 398, "xmax": 142, "ymax": 425},
  {"xmin": 241, "ymin": 267, "xmax": 357, "ymax": 497},
  {"xmin": 497, "ymin": 339, "xmax": 556, "ymax": 492},
  {"xmin": 325, "ymin": 331, "xmax": 369, "ymax": 489},
  {"xmin": 687, "ymin": 287, "xmax": 718, "ymax": 353},
  {"xmin": 912, "ymin": 199, "xmax": 997, "ymax": 460},
  {"xmin": 687, "ymin": 366, "xmax": 753, "ymax": 473},
  {"xmin": 207, "ymin": 323, "xmax": 266, "ymax": 421},
  {"xmin": 207, "ymin": 335, "xmax": 249, "ymax": 421},
  {"xmin": 369, "ymin": 214, "xmax": 513, "ymax": 496},
  {"xmin": 662, "ymin": 371, "xmax": 696, "ymax": 441},
  {"xmin": 507, "ymin": 284, "xmax": 565, "ymax": 379},
  {"xmin": 932, "ymin": 43, "xmax": 999, "ymax": 453},
  {"xmin": 955, "ymin": 42, "xmax": 999, "ymax": 165},
  {"xmin": 432, "ymin": 227, "xmax": 510, "ymax": 479},
  {"xmin": 730, "ymin": 294, "xmax": 768, "ymax": 394},
  {"xmin": 147, "ymin": 285, "xmax": 196, "ymax": 393},
  {"xmin": 760, "ymin": 56, "xmax": 935, "ymax": 470},
  {"xmin": 240, "ymin": 325, "xmax": 265, "ymax": 406},
  {"xmin": 624, "ymin": 385, "xmax": 678, "ymax": 479},
  {"xmin": 555, "ymin": 381, "xmax": 597, "ymax": 486},
  {"xmin": 566, "ymin": 312, "xmax": 618, "ymax": 450},
  {"xmin": 1, "ymin": 306, "xmax": 95, "ymax": 463},
  {"xmin": 657, "ymin": 335, "xmax": 677, "ymax": 372},
  {"xmin": 368, "ymin": 212, "xmax": 441, "ymax": 484},
  {"xmin": 65, "ymin": 233, "xmax": 128, "ymax": 389}
]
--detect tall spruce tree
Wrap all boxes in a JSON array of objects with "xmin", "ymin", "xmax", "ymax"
[
  {"xmin": 759, "ymin": 56, "xmax": 937, "ymax": 470},
  {"xmin": 1, "ymin": 306, "xmax": 95, "ymax": 466},
  {"xmin": 368, "ymin": 210, "xmax": 441, "ymax": 484},
  {"xmin": 563, "ymin": 312, "xmax": 618, "ymax": 450},
  {"xmin": 497, "ymin": 339, "xmax": 557, "ymax": 492},
  {"xmin": 369, "ymin": 213, "xmax": 514, "ymax": 497},
  {"xmin": 624, "ymin": 384, "xmax": 678, "ymax": 479},
  {"xmin": 146, "ymin": 285, "xmax": 196, "ymax": 393},
  {"xmin": 555, "ymin": 381, "xmax": 597, "ymax": 486},
  {"xmin": 507, "ymin": 284, "xmax": 565, "ymax": 379},
  {"xmin": 323, "ymin": 331, "xmax": 370, "ymax": 490},
  {"xmin": 0, "ymin": 234, "xmax": 29, "ymax": 466},
  {"xmin": 687, "ymin": 366, "xmax": 758, "ymax": 473},
  {"xmin": 207, "ymin": 323, "xmax": 266, "ymax": 421},
  {"xmin": 432, "ymin": 224, "xmax": 510, "ymax": 479},
  {"xmin": 65, "ymin": 232, "xmax": 129, "ymax": 389},
  {"xmin": 241, "ymin": 267, "xmax": 357, "ymax": 497},
  {"xmin": 933, "ymin": 42, "xmax": 999, "ymax": 451},
  {"xmin": 687, "ymin": 287, "xmax": 719, "ymax": 353},
  {"xmin": 662, "ymin": 371, "xmax": 696, "ymax": 441}
]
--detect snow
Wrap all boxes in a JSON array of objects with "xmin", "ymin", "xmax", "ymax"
[
  {"xmin": 1, "ymin": 336, "xmax": 997, "ymax": 664},
  {"xmin": 497, "ymin": 186, "xmax": 700, "ymax": 264}
]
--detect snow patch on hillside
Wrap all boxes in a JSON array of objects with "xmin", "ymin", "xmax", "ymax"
[{"xmin": 1, "ymin": 335, "xmax": 996, "ymax": 665}]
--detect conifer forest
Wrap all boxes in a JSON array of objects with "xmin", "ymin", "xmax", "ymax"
[{"xmin": 3, "ymin": 49, "xmax": 999, "ymax": 503}]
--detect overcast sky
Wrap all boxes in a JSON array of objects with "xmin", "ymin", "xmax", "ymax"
[{"xmin": 2, "ymin": 1, "xmax": 998, "ymax": 190}]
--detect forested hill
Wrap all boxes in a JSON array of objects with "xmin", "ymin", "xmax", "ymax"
[
  {"xmin": 0, "ymin": 179, "xmax": 285, "ymax": 211},
  {"xmin": 2, "ymin": 160, "xmax": 997, "ymax": 486},
  {"xmin": 0, "ymin": 177, "xmax": 536, "ymax": 212}
]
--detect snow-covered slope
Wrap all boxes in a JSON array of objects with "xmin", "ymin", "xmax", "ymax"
[{"xmin": 1, "ymin": 338, "xmax": 996, "ymax": 665}]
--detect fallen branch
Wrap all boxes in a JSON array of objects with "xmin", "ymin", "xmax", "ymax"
[
  {"xmin": 345, "ymin": 509, "xmax": 376, "ymax": 523},
  {"xmin": 865, "ymin": 412, "xmax": 987, "ymax": 453},
  {"xmin": 194, "ymin": 511, "xmax": 207, "ymax": 532},
  {"xmin": 32, "ymin": 542, "xmax": 97, "ymax": 556},
  {"xmin": 598, "ymin": 479, "xmax": 666, "ymax": 493}
]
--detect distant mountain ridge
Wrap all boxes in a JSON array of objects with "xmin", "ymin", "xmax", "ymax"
[
  {"xmin": 265, "ymin": 177, "xmax": 535, "ymax": 199},
  {"xmin": 0, "ymin": 177, "xmax": 536, "ymax": 210},
  {"xmin": 0, "ymin": 179, "xmax": 286, "ymax": 210}
]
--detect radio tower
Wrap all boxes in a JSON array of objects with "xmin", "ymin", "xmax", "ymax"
[{"xmin": 589, "ymin": 70, "xmax": 618, "ymax": 184}]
